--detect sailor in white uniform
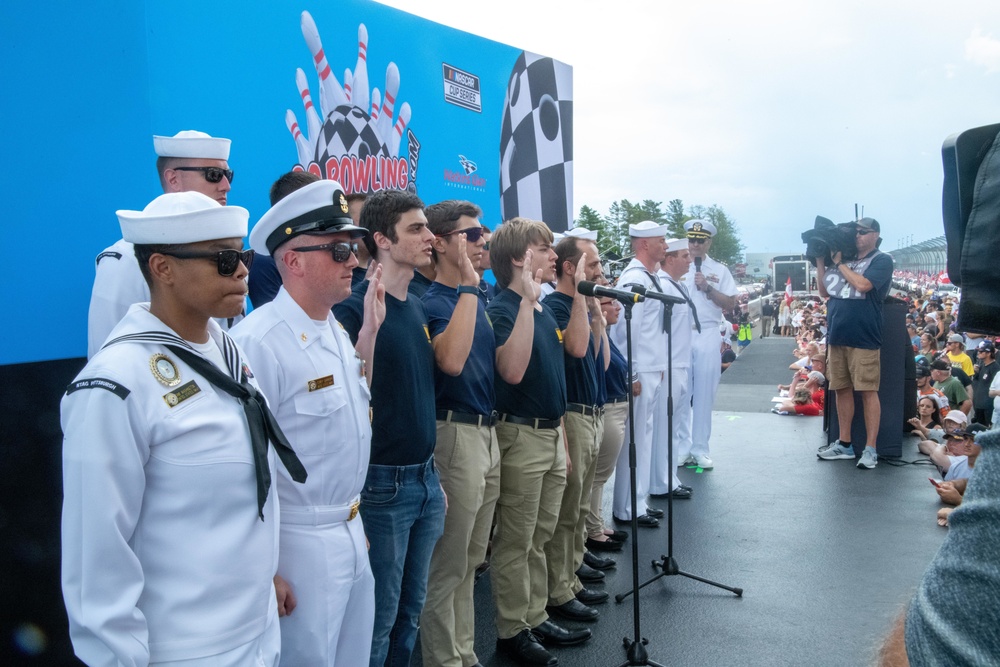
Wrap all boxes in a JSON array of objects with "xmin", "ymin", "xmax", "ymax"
[
  {"xmin": 62, "ymin": 191, "xmax": 306, "ymax": 666},
  {"xmin": 232, "ymin": 180, "xmax": 384, "ymax": 666},
  {"xmin": 679, "ymin": 219, "xmax": 738, "ymax": 469},
  {"xmin": 87, "ymin": 130, "xmax": 237, "ymax": 358},
  {"xmin": 609, "ymin": 220, "xmax": 668, "ymax": 525}
]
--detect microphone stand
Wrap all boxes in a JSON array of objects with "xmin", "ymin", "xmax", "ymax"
[
  {"xmin": 614, "ymin": 299, "xmax": 664, "ymax": 667},
  {"xmin": 616, "ymin": 299, "xmax": 742, "ymax": 608}
]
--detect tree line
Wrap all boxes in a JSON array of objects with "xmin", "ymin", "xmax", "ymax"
[{"xmin": 575, "ymin": 199, "xmax": 746, "ymax": 270}]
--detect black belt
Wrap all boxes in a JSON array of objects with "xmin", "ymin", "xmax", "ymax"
[
  {"xmin": 499, "ymin": 413, "xmax": 561, "ymax": 430},
  {"xmin": 436, "ymin": 409, "xmax": 498, "ymax": 427},
  {"xmin": 566, "ymin": 402, "xmax": 603, "ymax": 417},
  {"xmin": 607, "ymin": 396, "xmax": 629, "ymax": 404}
]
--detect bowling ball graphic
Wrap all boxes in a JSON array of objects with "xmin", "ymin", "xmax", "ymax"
[{"xmin": 315, "ymin": 104, "xmax": 391, "ymax": 166}]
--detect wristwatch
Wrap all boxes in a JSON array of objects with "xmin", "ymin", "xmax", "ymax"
[{"xmin": 457, "ymin": 285, "xmax": 478, "ymax": 296}]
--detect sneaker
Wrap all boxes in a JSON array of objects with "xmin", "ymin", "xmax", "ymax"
[
  {"xmin": 817, "ymin": 442, "xmax": 855, "ymax": 460},
  {"xmin": 681, "ymin": 455, "xmax": 697, "ymax": 466},
  {"xmin": 857, "ymin": 447, "xmax": 878, "ymax": 469},
  {"xmin": 817, "ymin": 439, "xmax": 841, "ymax": 454},
  {"xmin": 694, "ymin": 455, "xmax": 714, "ymax": 469}
]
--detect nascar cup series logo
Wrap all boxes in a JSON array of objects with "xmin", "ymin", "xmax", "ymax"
[{"xmin": 285, "ymin": 12, "xmax": 419, "ymax": 195}]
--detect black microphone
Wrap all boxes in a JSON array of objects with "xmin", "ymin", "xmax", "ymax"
[
  {"xmin": 629, "ymin": 284, "xmax": 686, "ymax": 305},
  {"xmin": 577, "ymin": 280, "xmax": 644, "ymax": 304},
  {"xmin": 694, "ymin": 256, "xmax": 703, "ymax": 273}
]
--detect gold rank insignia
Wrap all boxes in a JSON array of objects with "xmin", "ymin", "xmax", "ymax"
[
  {"xmin": 308, "ymin": 374, "xmax": 335, "ymax": 391},
  {"xmin": 338, "ymin": 191, "xmax": 349, "ymax": 213},
  {"xmin": 150, "ymin": 353, "xmax": 181, "ymax": 387},
  {"xmin": 163, "ymin": 380, "xmax": 200, "ymax": 407}
]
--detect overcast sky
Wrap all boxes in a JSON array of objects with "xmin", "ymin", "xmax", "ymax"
[{"xmin": 378, "ymin": 0, "xmax": 1000, "ymax": 254}]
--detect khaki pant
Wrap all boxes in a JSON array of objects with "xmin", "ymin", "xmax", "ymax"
[
  {"xmin": 587, "ymin": 400, "xmax": 628, "ymax": 538},
  {"xmin": 421, "ymin": 421, "xmax": 500, "ymax": 667},
  {"xmin": 546, "ymin": 410, "xmax": 602, "ymax": 604},
  {"xmin": 491, "ymin": 421, "xmax": 566, "ymax": 639}
]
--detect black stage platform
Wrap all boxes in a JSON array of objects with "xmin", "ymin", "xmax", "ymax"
[{"xmin": 421, "ymin": 337, "xmax": 946, "ymax": 667}]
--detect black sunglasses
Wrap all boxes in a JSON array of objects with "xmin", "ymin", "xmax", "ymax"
[
  {"xmin": 291, "ymin": 241, "xmax": 357, "ymax": 263},
  {"xmin": 160, "ymin": 248, "xmax": 254, "ymax": 276},
  {"xmin": 689, "ymin": 237, "xmax": 708, "ymax": 245},
  {"xmin": 856, "ymin": 229, "xmax": 874, "ymax": 236},
  {"xmin": 172, "ymin": 166, "xmax": 234, "ymax": 184},
  {"xmin": 436, "ymin": 226, "xmax": 485, "ymax": 243}
]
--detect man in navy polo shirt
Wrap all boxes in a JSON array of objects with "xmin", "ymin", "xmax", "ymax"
[
  {"xmin": 542, "ymin": 233, "xmax": 610, "ymax": 624},
  {"xmin": 419, "ymin": 200, "xmax": 507, "ymax": 667},
  {"xmin": 334, "ymin": 189, "xmax": 445, "ymax": 667},
  {"xmin": 488, "ymin": 218, "xmax": 592, "ymax": 666}
]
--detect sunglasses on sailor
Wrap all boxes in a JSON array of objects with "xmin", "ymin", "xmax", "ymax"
[
  {"xmin": 291, "ymin": 241, "xmax": 358, "ymax": 263},
  {"xmin": 171, "ymin": 166, "xmax": 234, "ymax": 184},
  {"xmin": 436, "ymin": 226, "xmax": 485, "ymax": 244},
  {"xmin": 689, "ymin": 237, "xmax": 708, "ymax": 245},
  {"xmin": 159, "ymin": 248, "xmax": 254, "ymax": 276}
]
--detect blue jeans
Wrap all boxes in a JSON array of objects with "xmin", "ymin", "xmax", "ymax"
[{"xmin": 361, "ymin": 456, "xmax": 446, "ymax": 667}]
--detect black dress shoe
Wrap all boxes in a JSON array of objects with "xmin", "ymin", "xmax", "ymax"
[
  {"xmin": 612, "ymin": 514, "xmax": 659, "ymax": 528},
  {"xmin": 575, "ymin": 563, "xmax": 604, "ymax": 583},
  {"xmin": 546, "ymin": 598, "xmax": 600, "ymax": 622},
  {"xmin": 649, "ymin": 491, "xmax": 670, "ymax": 499},
  {"xmin": 583, "ymin": 550, "xmax": 616, "ymax": 570},
  {"xmin": 532, "ymin": 619, "xmax": 593, "ymax": 645},
  {"xmin": 645, "ymin": 507, "xmax": 665, "ymax": 518},
  {"xmin": 606, "ymin": 529, "xmax": 628, "ymax": 542},
  {"xmin": 677, "ymin": 484, "xmax": 692, "ymax": 492},
  {"xmin": 671, "ymin": 486, "xmax": 693, "ymax": 499},
  {"xmin": 585, "ymin": 536, "xmax": 623, "ymax": 553},
  {"xmin": 575, "ymin": 587, "xmax": 610, "ymax": 605},
  {"xmin": 497, "ymin": 629, "xmax": 559, "ymax": 665}
]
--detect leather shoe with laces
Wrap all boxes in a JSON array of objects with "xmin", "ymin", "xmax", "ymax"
[
  {"xmin": 497, "ymin": 629, "xmax": 558, "ymax": 665},
  {"xmin": 532, "ymin": 619, "xmax": 593, "ymax": 646},
  {"xmin": 583, "ymin": 551, "xmax": 616, "ymax": 570},
  {"xmin": 547, "ymin": 598, "xmax": 599, "ymax": 622},
  {"xmin": 575, "ymin": 563, "xmax": 604, "ymax": 583},
  {"xmin": 575, "ymin": 587, "xmax": 609, "ymax": 605}
]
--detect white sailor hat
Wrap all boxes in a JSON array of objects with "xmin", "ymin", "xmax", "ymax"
[
  {"xmin": 628, "ymin": 220, "xmax": 667, "ymax": 238},
  {"xmin": 665, "ymin": 237, "xmax": 687, "ymax": 253},
  {"xmin": 117, "ymin": 192, "xmax": 248, "ymax": 244},
  {"xmin": 153, "ymin": 130, "xmax": 231, "ymax": 160},
  {"xmin": 552, "ymin": 232, "xmax": 565, "ymax": 243},
  {"xmin": 684, "ymin": 219, "xmax": 716, "ymax": 238},
  {"xmin": 250, "ymin": 179, "xmax": 367, "ymax": 256},
  {"xmin": 565, "ymin": 227, "xmax": 598, "ymax": 241}
]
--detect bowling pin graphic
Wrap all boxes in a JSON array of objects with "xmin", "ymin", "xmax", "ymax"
[
  {"xmin": 295, "ymin": 68, "xmax": 322, "ymax": 140},
  {"xmin": 300, "ymin": 11, "xmax": 347, "ymax": 119},
  {"xmin": 352, "ymin": 24, "xmax": 370, "ymax": 114},
  {"xmin": 285, "ymin": 109, "xmax": 312, "ymax": 166},
  {"xmin": 376, "ymin": 62, "xmax": 399, "ymax": 144},
  {"xmin": 371, "ymin": 88, "xmax": 381, "ymax": 123},
  {"xmin": 389, "ymin": 102, "xmax": 411, "ymax": 155},
  {"xmin": 343, "ymin": 68, "xmax": 353, "ymax": 104}
]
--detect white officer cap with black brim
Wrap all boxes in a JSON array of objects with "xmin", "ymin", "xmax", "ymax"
[
  {"xmin": 117, "ymin": 192, "xmax": 248, "ymax": 244},
  {"xmin": 250, "ymin": 179, "xmax": 367, "ymax": 256},
  {"xmin": 153, "ymin": 130, "xmax": 231, "ymax": 160},
  {"xmin": 684, "ymin": 219, "xmax": 716, "ymax": 239},
  {"xmin": 628, "ymin": 220, "xmax": 667, "ymax": 238}
]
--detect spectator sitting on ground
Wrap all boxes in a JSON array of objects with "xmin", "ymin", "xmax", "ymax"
[
  {"xmin": 931, "ymin": 358, "xmax": 972, "ymax": 415},
  {"xmin": 916, "ymin": 407, "xmax": 965, "ymax": 458},
  {"xmin": 773, "ymin": 370, "xmax": 825, "ymax": 416},
  {"xmin": 908, "ymin": 395, "xmax": 943, "ymax": 440},
  {"xmin": 721, "ymin": 338, "xmax": 736, "ymax": 371},
  {"xmin": 925, "ymin": 427, "xmax": 977, "ymax": 482},
  {"xmin": 780, "ymin": 354, "xmax": 826, "ymax": 396}
]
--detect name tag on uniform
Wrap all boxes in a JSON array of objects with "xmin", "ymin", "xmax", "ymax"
[
  {"xmin": 163, "ymin": 380, "xmax": 201, "ymax": 407},
  {"xmin": 308, "ymin": 374, "xmax": 335, "ymax": 391}
]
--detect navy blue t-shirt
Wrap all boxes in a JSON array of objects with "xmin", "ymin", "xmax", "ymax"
[
  {"xmin": 824, "ymin": 250, "xmax": 893, "ymax": 349},
  {"xmin": 605, "ymin": 337, "xmax": 628, "ymax": 402},
  {"xmin": 333, "ymin": 280, "xmax": 367, "ymax": 346},
  {"xmin": 477, "ymin": 278, "xmax": 496, "ymax": 307},
  {"xmin": 338, "ymin": 287, "xmax": 437, "ymax": 466},
  {"xmin": 248, "ymin": 254, "xmax": 281, "ymax": 309},
  {"xmin": 488, "ymin": 288, "xmax": 567, "ymax": 420},
  {"xmin": 422, "ymin": 282, "xmax": 496, "ymax": 416},
  {"xmin": 543, "ymin": 291, "xmax": 599, "ymax": 406},
  {"xmin": 409, "ymin": 270, "xmax": 433, "ymax": 298}
]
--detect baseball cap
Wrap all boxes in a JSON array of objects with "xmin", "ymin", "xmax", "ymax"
[
  {"xmin": 856, "ymin": 217, "xmax": 880, "ymax": 232},
  {"xmin": 943, "ymin": 411, "xmax": 968, "ymax": 425},
  {"xmin": 978, "ymin": 340, "xmax": 996, "ymax": 354},
  {"xmin": 930, "ymin": 359, "xmax": 951, "ymax": 372},
  {"xmin": 947, "ymin": 334, "xmax": 964, "ymax": 344}
]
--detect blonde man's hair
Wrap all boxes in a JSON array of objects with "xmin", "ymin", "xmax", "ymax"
[{"xmin": 490, "ymin": 217, "xmax": 554, "ymax": 289}]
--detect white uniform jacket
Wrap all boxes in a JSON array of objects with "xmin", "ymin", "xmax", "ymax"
[
  {"xmin": 87, "ymin": 240, "xmax": 243, "ymax": 359},
  {"xmin": 680, "ymin": 256, "xmax": 737, "ymax": 328},
  {"xmin": 658, "ymin": 270, "xmax": 694, "ymax": 370},
  {"xmin": 231, "ymin": 286, "xmax": 374, "ymax": 665},
  {"xmin": 61, "ymin": 304, "xmax": 279, "ymax": 666},
  {"xmin": 611, "ymin": 259, "xmax": 668, "ymax": 375}
]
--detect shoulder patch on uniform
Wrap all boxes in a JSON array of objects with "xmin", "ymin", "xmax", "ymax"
[
  {"xmin": 95, "ymin": 251, "xmax": 123, "ymax": 266},
  {"xmin": 66, "ymin": 378, "xmax": 131, "ymax": 399}
]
